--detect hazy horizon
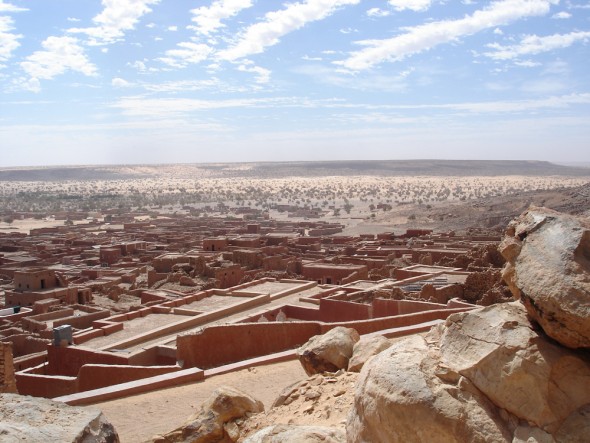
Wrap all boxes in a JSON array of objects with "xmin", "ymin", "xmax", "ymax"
[
  {"xmin": 1, "ymin": 1, "xmax": 589, "ymax": 167},
  {"xmin": 0, "ymin": 158, "xmax": 590, "ymax": 170},
  {"xmin": 1, "ymin": 158, "xmax": 590, "ymax": 174}
]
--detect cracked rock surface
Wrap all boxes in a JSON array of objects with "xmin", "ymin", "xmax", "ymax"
[
  {"xmin": 0, "ymin": 393, "xmax": 119, "ymax": 443},
  {"xmin": 346, "ymin": 302, "xmax": 590, "ymax": 443},
  {"xmin": 499, "ymin": 206, "xmax": 590, "ymax": 349}
]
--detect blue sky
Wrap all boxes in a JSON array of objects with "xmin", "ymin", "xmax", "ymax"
[{"xmin": 0, "ymin": 0, "xmax": 589, "ymax": 167}]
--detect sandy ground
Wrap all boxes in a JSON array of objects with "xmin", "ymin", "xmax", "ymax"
[
  {"xmin": 94, "ymin": 360, "xmax": 308, "ymax": 443},
  {"xmin": 0, "ymin": 218, "xmax": 92, "ymax": 234}
]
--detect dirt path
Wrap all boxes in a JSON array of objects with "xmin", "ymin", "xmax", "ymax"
[{"xmin": 93, "ymin": 360, "xmax": 307, "ymax": 442}]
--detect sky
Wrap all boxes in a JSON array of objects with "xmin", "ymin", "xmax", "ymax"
[{"xmin": 0, "ymin": 0, "xmax": 589, "ymax": 167}]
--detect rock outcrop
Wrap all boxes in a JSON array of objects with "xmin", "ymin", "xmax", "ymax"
[
  {"xmin": 347, "ymin": 335, "xmax": 392, "ymax": 372},
  {"xmin": 153, "ymin": 386, "xmax": 263, "ymax": 443},
  {"xmin": 243, "ymin": 424, "xmax": 345, "ymax": 442},
  {"xmin": 499, "ymin": 206, "xmax": 590, "ymax": 348},
  {"xmin": 297, "ymin": 327, "xmax": 360, "ymax": 376},
  {"xmin": 346, "ymin": 302, "xmax": 590, "ymax": 442},
  {"xmin": 0, "ymin": 393, "xmax": 119, "ymax": 442}
]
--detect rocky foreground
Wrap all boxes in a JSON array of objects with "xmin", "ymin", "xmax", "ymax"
[{"xmin": 2, "ymin": 206, "xmax": 589, "ymax": 442}]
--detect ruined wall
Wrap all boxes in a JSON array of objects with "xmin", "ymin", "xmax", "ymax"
[
  {"xmin": 46, "ymin": 345, "xmax": 128, "ymax": 377},
  {"xmin": 53, "ymin": 310, "xmax": 111, "ymax": 330},
  {"xmin": 373, "ymin": 299, "xmax": 447, "ymax": 318},
  {"xmin": 214, "ymin": 265, "xmax": 244, "ymax": 289},
  {"xmin": 14, "ymin": 269, "xmax": 57, "ymax": 291},
  {"xmin": 232, "ymin": 249, "xmax": 263, "ymax": 269},
  {"xmin": 319, "ymin": 298, "xmax": 371, "ymax": 322},
  {"xmin": 177, "ymin": 322, "xmax": 321, "ymax": 369},
  {"xmin": 0, "ymin": 342, "xmax": 17, "ymax": 393}
]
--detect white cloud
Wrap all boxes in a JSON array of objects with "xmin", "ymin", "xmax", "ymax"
[
  {"xmin": 167, "ymin": 25, "xmax": 178, "ymax": 31},
  {"xmin": 418, "ymin": 93, "xmax": 590, "ymax": 113},
  {"xmin": 0, "ymin": 2, "xmax": 26, "ymax": 63},
  {"xmin": 388, "ymin": 0, "xmax": 432, "ymax": 12},
  {"xmin": 129, "ymin": 60, "xmax": 147, "ymax": 71},
  {"xmin": 0, "ymin": 1, "xmax": 27, "ymax": 13},
  {"xmin": 237, "ymin": 62, "xmax": 271, "ymax": 84},
  {"xmin": 111, "ymin": 96, "xmax": 300, "ymax": 117},
  {"xmin": 514, "ymin": 59, "xmax": 541, "ymax": 67},
  {"xmin": 521, "ymin": 78, "xmax": 567, "ymax": 93},
  {"xmin": 11, "ymin": 76, "xmax": 41, "ymax": 93},
  {"xmin": 336, "ymin": 0, "xmax": 558, "ymax": 71},
  {"xmin": 112, "ymin": 77, "xmax": 132, "ymax": 87},
  {"xmin": 20, "ymin": 36, "xmax": 97, "ymax": 87},
  {"xmin": 190, "ymin": 0, "xmax": 253, "ymax": 35},
  {"xmin": 302, "ymin": 54, "xmax": 323, "ymax": 61},
  {"xmin": 0, "ymin": 15, "xmax": 20, "ymax": 62},
  {"xmin": 493, "ymin": 27, "xmax": 504, "ymax": 35},
  {"xmin": 367, "ymin": 8, "xmax": 391, "ymax": 17},
  {"xmin": 551, "ymin": 11, "xmax": 572, "ymax": 18},
  {"xmin": 218, "ymin": 0, "xmax": 360, "ymax": 61},
  {"xmin": 295, "ymin": 64, "xmax": 412, "ymax": 92},
  {"xmin": 67, "ymin": 17, "xmax": 81, "ymax": 22},
  {"xmin": 142, "ymin": 78, "xmax": 222, "ymax": 92},
  {"xmin": 111, "ymin": 93, "xmax": 590, "ymax": 119},
  {"xmin": 158, "ymin": 42, "xmax": 212, "ymax": 68},
  {"xmin": 68, "ymin": 0, "xmax": 160, "ymax": 45},
  {"xmin": 483, "ymin": 31, "xmax": 590, "ymax": 60}
]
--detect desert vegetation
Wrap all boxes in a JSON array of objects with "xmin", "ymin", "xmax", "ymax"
[{"xmin": 0, "ymin": 175, "xmax": 586, "ymax": 216}]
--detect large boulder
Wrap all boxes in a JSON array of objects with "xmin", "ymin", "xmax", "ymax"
[
  {"xmin": 346, "ymin": 302, "xmax": 590, "ymax": 442},
  {"xmin": 499, "ymin": 207, "xmax": 590, "ymax": 349},
  {"xmin": 153, "ymin": 386, "xmax": 263, "ymax": 443},
  {"xmin": 439, "ymin": 302, "xmax": 590, "ymax": 434},
  {"xmin": 0, "ymin": 393, "xmax": 119, "ymax": 442},
  {"xmin": 346, "ymin": 334, "xmax": 512, "ymax": 443},
  {"xmin": 243, "ymin": 424, "xmax": 345, "ymax": 442},
  {"xmin": 347, "ymin": 335, "xmax": 392, "ymax": 372},
  {"xmin": 296, "ymin": 327, "xmax": 360, "ymax": 376}
]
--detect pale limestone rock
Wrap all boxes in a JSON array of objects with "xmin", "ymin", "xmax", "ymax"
[
  {"xmin": 347, "ymin": 335, "xmax": 392, "ymax": 372},
  {"xmin": 0, "ymin": 393, "xmax": 119, "ymax": 442},
  {"xmin": 346, "ymin": 302, "xmax": 590, "ymax": 442},
  {"xmin": 499, "ymin": 207, "xmax": 590, "ymax": 349},
  {"xmin": 512, "ymin": 426, "xmax": 555, "ymax": 443},
  {"xmin": 296, "ymin": 327, "xmax": 359, "ymax": 376},
  {"xmin": 346, "ymin": 334, "xmax": 512, "ymax": 443},
  {"xmin": 243, "ymin": 424, "xmax": 345, "ymax": 442},
  {"xmin": 154, "ymin": 386, "xmax": 263, "ymax": 443},
  {"xmin": 440, "ymin": 302, "xmax": 590, "ymax": 434}
]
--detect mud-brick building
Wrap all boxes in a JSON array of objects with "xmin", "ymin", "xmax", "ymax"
[
  {"xmin": 5, "ymin": 268, "xmax": 79, "ymax": 307},
  {"xmin": 301, "ymin": 262, "xmax": 368, "ymax": 285}
]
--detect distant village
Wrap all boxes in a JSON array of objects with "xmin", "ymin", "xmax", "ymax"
[{"xmin": 0, "ymin": 206, "xmax": 508, "ymax": 401}]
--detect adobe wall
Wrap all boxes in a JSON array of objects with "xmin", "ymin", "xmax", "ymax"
[
  {"xmin": 126, "ymin": 345, "xmax": 177, "ymax": 366},
  {"xmin": 319, "ymin": 298, "xmax": 371, "ymax": 322},
  {"xmin": 14, "ymin": 269, "xmax": 57, "ymax": 291},
  {"xmin": 53, "ymin": 310, "xmax": 111, "ymax": 330},
  {"xmin": 284, "ymin": 305, "xmax": 321, "ymax": 321},
  {"xmin": 8, "ymin": 335, "xmax": 49, "ymax": 357},
  {"xmin": 46, "ymin": 345, "xmax": 128, "ymax": 376},
  {"xmin": 393, "ymin": 268, "xmax": 429, "ymax": 280},
  {"xmin": 77, "ymin": 364, "xmax": 179, "ymax": 392},
  {"xmin": 0, "ymin": 341, "xmax": 17, "ymax": 393},
  {"xmin": 322, "ymin": 307, "xmax": 472, "ymax": 335},
  {"xmin": 16, "ymin": 372, "xmax": 77, "ymax": 397},
  {"xmin": 22, "ymin": 308, "xmax": 75, "ymax": 332},
  {"xmin": 177, "ymin": 322, "xmax": 321, "ymax": 369},
  {"xmin": 435, "ymin": 284, "xmax": 464, "ymax": 302},
  {"xmin": 373, "ymin": 299, "xmax": 448, "ymax": 318}
]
